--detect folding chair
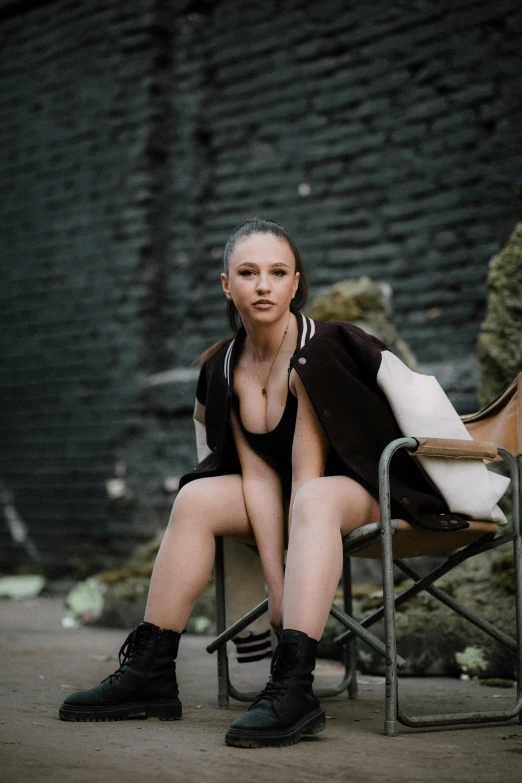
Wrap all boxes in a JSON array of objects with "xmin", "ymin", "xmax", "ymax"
[{"xmin": 206, "ymin": 374, "xmax": 522, "ymax": 734}]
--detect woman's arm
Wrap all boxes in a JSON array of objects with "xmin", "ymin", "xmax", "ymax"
[
  {"xmin": 230, "ymin": 409, "xmax": 286, "ymax": 629},
  {"xmin": 288, "ymin": 369, "xmax": 330, "ymax": 530}
]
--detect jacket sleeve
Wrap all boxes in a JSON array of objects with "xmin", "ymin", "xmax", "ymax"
[
  {"xmin": 193, "ymin": 362, "xmax": 212, "ymax": 463},
  {"xmin": 376, "ymin": 349, "xmax": 510, "ymax": 524}
]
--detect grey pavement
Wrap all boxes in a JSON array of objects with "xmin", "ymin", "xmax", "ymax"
[{"xmin": 1, "ymin": 596, "xmax": 521, "ymax": 783}]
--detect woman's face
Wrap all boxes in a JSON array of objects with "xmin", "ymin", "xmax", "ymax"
[{"xmin": 221, "ymin": 233, "xmax": 300, "ymax": 325}]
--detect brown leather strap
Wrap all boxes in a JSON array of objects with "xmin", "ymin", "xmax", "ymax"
[{"xmin": 411, "ymin": 437, "xmax": 499, "ymax": 460}]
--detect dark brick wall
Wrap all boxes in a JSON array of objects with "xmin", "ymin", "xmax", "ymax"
[
  {"xmin": 0, "ymin": 0, "xmax": 171, "ymax": 572},
  {"xmin": 1, "ymin": 0, "xmax": 521, "ymax": 573},
  {"xmin": 165, "ymin": 0, "xmax": 522, "ymax": 369}
]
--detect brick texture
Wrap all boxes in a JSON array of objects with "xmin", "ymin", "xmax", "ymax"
[
  {"xmin": 0, "ymin": 0, "xmax": 170, "ymax": 572},
  {"xmin": 1, "ymin": 0, "xmax": 521, "ymax": 572}
]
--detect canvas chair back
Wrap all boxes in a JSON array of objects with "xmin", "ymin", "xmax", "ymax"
[{"xmin": 461, "ymin": 373, "xmax": 521, "ymax": 457}]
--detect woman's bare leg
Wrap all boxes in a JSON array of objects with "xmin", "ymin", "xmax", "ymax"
[
  {"xmin": 144, "ymin": 475, "xmax": 254, "ymax": 632},
  {"xmin": 283, "ymin": 476, "xmax": 380, "ymax": 640}
]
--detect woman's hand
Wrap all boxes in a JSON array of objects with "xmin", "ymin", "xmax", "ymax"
[{"xmin": 268, "ymin": 586, "xmax": 284, "ymax": 631}]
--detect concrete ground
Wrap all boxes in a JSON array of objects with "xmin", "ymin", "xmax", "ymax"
[{"xmin": 1, "ymin": 596, "xmax": 521, "ymax": 783}]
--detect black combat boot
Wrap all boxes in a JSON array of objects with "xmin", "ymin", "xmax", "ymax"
[
  {"xmin": 225, "ymin": 628, "xmax": 326, "ymax": 748},
  {"xmin": 59, "ymin": 621, "xmax": 182, "ymax": 722}
]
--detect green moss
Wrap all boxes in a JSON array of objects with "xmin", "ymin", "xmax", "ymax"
[
  {"xmin": 477, "ymin": 221, "xmax": 522, "ymax": 406},
  {"xmin": 479, "ymin": 678, "xmax": 515, "ymax": 688},
  {"xmin": 492, "ymin": 552, "xmax": 516, "ymax": 594},
  {"xmin": 96, "ymin": 565, "xmax": 153, "ymax": 585},
  {"xmin": 351, "ymin": 582, "xmax": 381, "ymax": 600},
  {"xmin": 305, "ymin": 277, "xmax": 384, "ymax": 322}
]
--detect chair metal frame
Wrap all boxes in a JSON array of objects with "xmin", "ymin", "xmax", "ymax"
[
  {"xmin": 208, "ymin": 540, "xmax": 360, "ymax": 705},
  {"xmin": 364, "ymin": 437, "xmax": 521, "ymax": 734},
  {"xmin": 206, "ymin": 382, "xmax": 522, "ymax": 734}
]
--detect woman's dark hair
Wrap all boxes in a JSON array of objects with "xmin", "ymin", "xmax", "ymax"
[{"xmin": 195, "ymin": 218, "xmax": 308, "ymax": 365}]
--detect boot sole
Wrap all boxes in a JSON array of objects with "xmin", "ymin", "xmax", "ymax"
[
  {"xmin": 224, "ymin": 707, "xmax": 326, "ymax": 748},
  {"xmin": 59, "ymin": 699, "xmax": 182, "ymax": 722}
]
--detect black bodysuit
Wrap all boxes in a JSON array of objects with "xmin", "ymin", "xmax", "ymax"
[
  {"xmin": 232, "ymin": 375, "xmax": 346, "ymax": 501},
  {"xmin": 233, "ymin": 383, "xmax": 298, "ymax": 499}
]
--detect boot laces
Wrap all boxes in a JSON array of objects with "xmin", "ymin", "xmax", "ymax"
[
  {"xmin": 249, "ymin": 640, "xmax": 296, "ymax": 709},
  {"xmin": 103, "ymin": 627, "xmax": 147, "ymax": 685}
]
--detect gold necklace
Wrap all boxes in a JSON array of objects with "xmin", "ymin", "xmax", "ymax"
[{"xmin": 248, "ymin": 313, "xmax": 291, "ymax": 396}]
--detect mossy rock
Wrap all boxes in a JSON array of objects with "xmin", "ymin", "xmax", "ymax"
[
  {"xmin": 491, "ymin": 551, "xmax": 515, "ymax": 594},
  {"xmin": 477, "ymin": 221, "xmax": 522, "ymax": 406},
  {"xmin": 96, "ymin": 566, "xmax": 153, "ymax": 585},
  {"xmin": 479, "ymin": 678, "xmax": 515, "ymax": 688},
  {"xmin": 322, "ymin": 546, "xmax": 517, "ymax": 677},
  {"xmin": 305, "ymin": 276, "xmax": 417, "ymax": 370},
  {"xmin": 63, "ymin": 523, "xmax": 222, "ymax": 631},
  {"xmin": 124, "ymin": 530, "xmax": 165, "ymax": 571}
]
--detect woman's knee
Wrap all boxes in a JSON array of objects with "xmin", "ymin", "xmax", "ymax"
[
  {"xmin": 168, "ymin": 480, "xmax": 211, "ymax": 527},
  {"xmin": 171, "ymin": 481, "xmax": 197, "ymax": 511},
  {"xmin": 168, "ymin": 476, "xmax": 252, "ymax": 538},
  {"xmin": 291, "ymin": 476, "xmax": 377, "ymax": 535},
  {"xmin": 291, "ymin": 478, "xmax": 336, "ymax": 527}
]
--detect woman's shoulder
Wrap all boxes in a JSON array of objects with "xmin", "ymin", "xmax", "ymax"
[
  {"xmin": 296, "ymin": 318, "xmax": 389, "ymax": 380},
  {"xmin": 307, "ymin": 319, "xmax": 388, "ymax": 352}
]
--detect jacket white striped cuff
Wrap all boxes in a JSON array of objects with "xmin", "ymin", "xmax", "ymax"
[{"xmin": 232, "ymin": 629, "xmax": 272, "ymax": 663}]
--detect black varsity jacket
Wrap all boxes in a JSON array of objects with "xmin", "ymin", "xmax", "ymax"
[{"xmin": 179, "ymin": 314, "xmax": 471, "ymax": 532}]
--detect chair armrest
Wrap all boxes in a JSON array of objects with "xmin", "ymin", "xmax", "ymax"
[{"xmin": 410, "ymin": 437, "xmax": 499, "ymax": 460}]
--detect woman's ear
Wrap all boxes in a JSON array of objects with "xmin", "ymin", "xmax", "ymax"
[
  {"xmin": 292, "ymin": 271, "xmax": 300, "ymax": 299},
  {"xmin": 221, "ymin": 272, "xmax": 232, "ymax": 300}
]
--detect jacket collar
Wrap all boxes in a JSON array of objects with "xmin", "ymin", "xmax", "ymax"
[{"xmin": 223, "ymin": 313, "xmax": 316, "ymax": 387}]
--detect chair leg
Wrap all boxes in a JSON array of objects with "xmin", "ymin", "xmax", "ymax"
[
  {"xmin": 515, "ymin": 454, "xmax": 522, "ymax": 723},
  {"xmin": 315, "ymin": 562, "xmax": 366, "ymax": 698},
  {"xmin": 378, "ymin": 442, "xmax": 411, "ymax": 736},
  {"xmin": 210, "ymin": 540, "xmax": 355, "ymax": 702},
  {"xmin": 381, "ymin": 520, "xmax": 398, "ymax": 735},
  {"xmin": 392, "ymin": 444, "xmax": 522, "ymax": 730},
  {"xmin": 214, "ymin": 536, "xmax": 230, "ymax": 708},
  {"xmin": 343, "ymin": 557, "xmax": 358, "ymax": 699}
]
